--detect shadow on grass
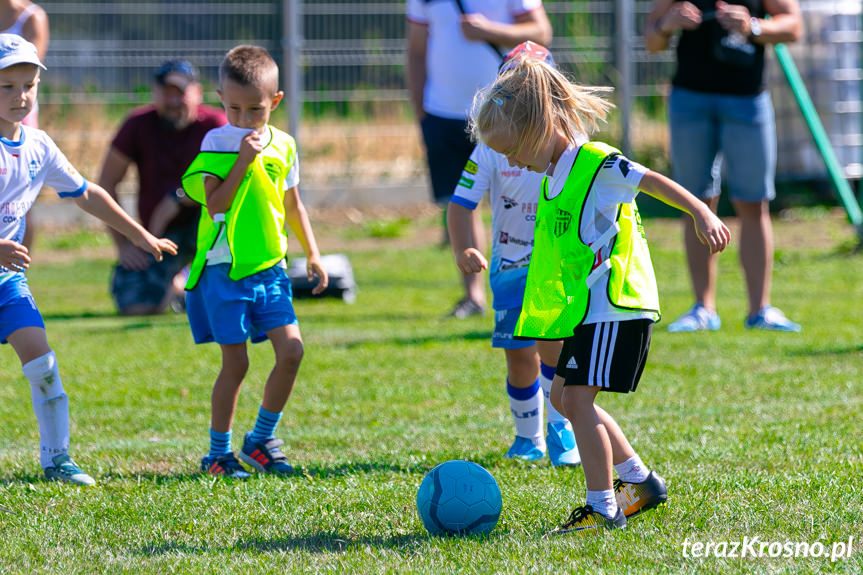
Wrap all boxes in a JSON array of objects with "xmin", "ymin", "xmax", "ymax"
[
  {"xmin": 786, "ymin": 344, "xmax": 863, "ymax": 357},
  {"xmin": 136, "ymin": 532, "xmax": 429, "ymax": 556},
  {"xmin": 341, "ymin": 329, "xmax": 491, "ymax": 349}
]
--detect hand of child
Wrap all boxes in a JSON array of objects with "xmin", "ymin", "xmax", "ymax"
[
  {"xmin": 130, "ymin": 232, "xmax": 178, "ymax": 263},
  {"xmin": 0, "ymin": 238, "xmax": 30, "ymax": 272},
  {"xmin": 456, "ymin": 248, "xmax": 489, "ymax": 275},
  {"xmin": 460, "ymin": 13, "xmax": 493, "ymax": 41},
  {"xmin": 692, "ymin": 210, "xmax": 731, "ymax": 254},
  {"xmin": 307, "ymin": 256, "xmax": 330, "ymax": 295},
  {"xmin": 237, "ymin": 130, "xmax": 264, "ymax": 165}
]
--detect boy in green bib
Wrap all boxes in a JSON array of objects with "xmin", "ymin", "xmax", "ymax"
[
  {"xmin": 183, "ymin": 45, "xmax": 328, "ymax": 478},
  {"xmin": 470, "ymin": 57, "xmax": 731, "ymax": 533}
]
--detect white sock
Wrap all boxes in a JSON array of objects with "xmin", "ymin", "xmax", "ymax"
[
  {"xmin": 23, "ymin": 351, "xmax": 70, "ymax": 468},
  {"xmin": 507, "ymin": 379, "xmax": 544, "ymax": 442},
  {"xmin": 614, "ymin": 454, "xmax": 650, "ymax": 483},
  {"xmin": 539, "ymin": 362, "xmax": 567, "ymax": 424},
  {"xmin": 586, "ymin": 489, "xmax": 619, "ymax": 519}
]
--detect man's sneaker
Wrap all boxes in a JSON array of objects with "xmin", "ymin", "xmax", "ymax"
[
  {"xmin": 44, "ymin": 453, "xmax": 95, "ymax": 486},
  {"xmin": 614, "ymin": 471, "xmax": 668, "ymax": 518},
  {"xmin": 201, "ymin": 452, "xmax": 251, "ymax": 479},
  {"xmin": 239, "ymin": 433, "xmax": 295, "ymax": 475},
  {"xmin": 449, "ymin": 298, "xmax": 486, "ymax": 319},
  {"xmin": 505, "ymin": 436, "xmax": 545, "ymax": 461},
  {"xmin": 546, "ymin": 421, "xmax": 581, "ymax": 467},
  {"xmin": 547, "ymin": 505, "xmax": 626, "ymax": 535},
  {"xmin": 667, "ymin": 304, "xmax": 721, "ymax": 332},
  {"xmin": 744, "ymin": 306, "xmax": 801, "ymax": 332}
]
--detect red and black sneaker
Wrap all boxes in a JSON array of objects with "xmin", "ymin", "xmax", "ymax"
[
  {"xmin": 239, "ymin": 432, "xmax": 295, "ymax": 475},
  {"xmin": 614, "ymin": 470, "xmax": 668, "ymax": 518},
  {"xmin": 201, "ymin": 452, "xmax": 251, "ymax": 479}
]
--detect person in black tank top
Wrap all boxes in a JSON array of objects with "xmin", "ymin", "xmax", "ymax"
[{"xmin": 644, "ymin": 0, "xmax": 805, "ymax": 333}]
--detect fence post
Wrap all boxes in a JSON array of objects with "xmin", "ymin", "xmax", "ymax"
[
  {"xmin": 615, "ymin": 0, "xmax": 634, "ymax": 157},
  {"xmin": 283, "ymin": 0, "xmax": 301, "ymax": 143}
]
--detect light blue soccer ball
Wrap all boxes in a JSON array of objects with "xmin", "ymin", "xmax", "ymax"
[{"xmin": 416, "ymin": 460, "xmax": 502, "ymax": 536}]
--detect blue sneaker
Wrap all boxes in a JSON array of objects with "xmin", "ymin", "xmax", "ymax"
[
  {"xmin": 506, "ymin": 436, "xmax": 545, "ymax": 461},
  {"xmin": 667, "ymin": 304, "xmax": 721, "ymax": 332},
  {"xmin": 201, "ymin": 452, "xmax": 251, "ymax": 479},
  {"xmin": 239, "ymin": 432, "xmax": 295, "ymax": 475},
  {"xmin": 546, "ymin": 422, "xmax": 581, "ymax": 467},
  {"xmin": 744, "ymin": 306, "xmax": 801, "ymax": 332},
  {"xmin": 44, "ymin": 453, "xmax": 95, "ymax": 486}
]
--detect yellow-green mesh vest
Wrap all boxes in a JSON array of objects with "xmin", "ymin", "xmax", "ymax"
[
  {"xmin": 182, "ymin": 126, "xmax": 296, "ymax": 289},
  {"xmin": 513, "ymin": 142, "xmax": 660, "ymax": 339}
]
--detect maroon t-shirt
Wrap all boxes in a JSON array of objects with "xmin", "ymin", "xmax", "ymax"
[{"xmin": 110, "ymin": 104, "xmax": 226, "ymax": 229}]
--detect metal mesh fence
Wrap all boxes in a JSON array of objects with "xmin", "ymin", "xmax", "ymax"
[{"xmin": 32, "ymin": 0, "xmax": 862, "ymax": 211}]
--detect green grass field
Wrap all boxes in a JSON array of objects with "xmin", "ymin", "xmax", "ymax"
[{"xmin": 1, "ymin": 208, "xmax": 861, "ymax": 574}]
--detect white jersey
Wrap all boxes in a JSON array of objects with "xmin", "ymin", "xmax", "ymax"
[
  {"xmin": 0, "ymin": 126, "xmax": 86, "ymax": 249},
  {"xmin": 451, "ymin": 143, "xmax": 545, "ymax": 310},
  {"xmin": 199, "ymin": 124, "xmax": 299, "ymax": 266},
  {"xmin": 406, "ymin": 0, "xmax": 543, "ymax": 120},
  {"xmin": 547, "ymin": 143, "xmax": 657, "ymax": 324}
]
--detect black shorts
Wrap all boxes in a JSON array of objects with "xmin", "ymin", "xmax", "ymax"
[
  {"xmin": 556, "ymin": 319, "xmax": 654, "ymax": 393},
  {"xmin": 419, "ymin": 113, "xmax": 475, "ymax": 205}
]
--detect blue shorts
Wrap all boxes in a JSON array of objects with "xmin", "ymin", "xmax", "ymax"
[
  {"xmin": 0, "ymin": 274, "xmax": 44, "ymax": 344},
  {"xmin": 492, "ymin": 307, "xmax": 535, "ymax": 350},
  {"xmin": 419, "ymin": 113, "xmax": 475, "ymax": 205},
  {"xmin": 186, "ymin": 264, "xmax": 298, "ymax": 345},
  {"xmin": 669, "ymin": 87, "xmax": 776, "ymax": 203}
]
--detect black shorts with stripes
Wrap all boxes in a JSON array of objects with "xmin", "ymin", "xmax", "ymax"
[{"xmin": 556, "ymin": 319, "xmax": 654, "ymax": 393}]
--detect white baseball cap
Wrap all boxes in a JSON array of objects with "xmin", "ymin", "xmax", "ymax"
[{"xmin": 0, "ymin": 33, "xmax": 45, "ymax": 71}]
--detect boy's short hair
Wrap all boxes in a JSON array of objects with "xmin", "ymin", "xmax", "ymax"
[{"xmin": 220, "ymin": 45, "xmax": 279, "ymax": 95}]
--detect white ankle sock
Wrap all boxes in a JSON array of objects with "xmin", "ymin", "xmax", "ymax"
[
  {"xmin": 507, "ymin": 379, "xmax": 543, "ymax": 441},
  {"xmin": 614, "ymin": 454, "xmax": 650, "ymax": 483},
  {"xmin": 586, "ymin": 489, "xmax": 618, "ymax": 519}
]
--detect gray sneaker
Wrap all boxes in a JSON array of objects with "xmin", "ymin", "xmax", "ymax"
[
  {"xmin": 44, "ymin": 453, "xmax": 96, "ymax": 486},
  {"xmin": 449, "ymin": 298, "xmax": 486, "ymax": 319}
]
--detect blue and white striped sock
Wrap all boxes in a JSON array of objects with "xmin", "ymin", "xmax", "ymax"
[
  {"xmin": 209, "ymin": 428, "xmax": 232, "ymax": 457},
  {"xmin": 248, "ymin": 406, "xmax": 282, "ymax": 443}
]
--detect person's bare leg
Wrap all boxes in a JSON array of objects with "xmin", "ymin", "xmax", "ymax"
[
  {"xmin": 683, "ymin": 196, "xmax": 720, "ymax": 311},
  {"xmin": 733, "ymin": 199, "xmax": 772, "ymax": 317}
]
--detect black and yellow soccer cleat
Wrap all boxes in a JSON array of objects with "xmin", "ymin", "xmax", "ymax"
[
  {"xmin": 547, "ymin": 505, "xmax": 626, "ymax": 535},
  {"xmin": 614, "ymin": 470, "xmax": 668, "ymax": 518}
]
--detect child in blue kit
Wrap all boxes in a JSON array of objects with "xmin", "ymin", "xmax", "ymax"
[
  {"xmin": 448, "ymin": 42, "xmax": 580, "ymax": 467},
  {"xmin": 470, "ymin": 57, "xmax": 731, "ymax": 533},
  {"xmin": 0, "ymin": 35, "xmax": 177, "ymax": 485},
  {"xmin": 182, "ymin": 45, "xmax": 328, "ymax": 478}
]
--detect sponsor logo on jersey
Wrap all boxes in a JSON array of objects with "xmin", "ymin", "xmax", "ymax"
[
  {"xmin": 502, "ymin": 195, "xmax": 517, "ymax": 209},
  {"xmin": 28, "ymin": 160, "xmax": 40, "ymax": 180},
  {"xmin": 498, "ymin": 253, "xmax": 531, "ymax": 271},
  {"xmin": 498, "ymin": 232, "xmax": 533, "ymax": 247},
  {"xmin": 464, "ymin": 160, "xmax": 478, "ymax": 175},
  {"xmin": 457, "ymin": 176, "xmax": 474, "ymax": 189},
  {"xmin": 501, "ymin": 169, "xmax": 521, "ymax": 178}
]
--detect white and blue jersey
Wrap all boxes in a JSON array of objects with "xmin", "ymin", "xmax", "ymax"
[
  {"xmin": 450, "ymin": 143, "xmax": 546, "ymax": 310},
  {"xmin": 0, "ymin": 126, "xmax": 86, "ymax": 261}
]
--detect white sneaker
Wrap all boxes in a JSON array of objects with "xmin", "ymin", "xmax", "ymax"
[{"xmin": 667, "ymin": 304, "xmax": 721, "ymax": 332}]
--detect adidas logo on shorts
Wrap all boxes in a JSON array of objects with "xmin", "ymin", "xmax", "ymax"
[{"xmin": 566, "ymin": 356, "xmax": 578, "ymax": 370}]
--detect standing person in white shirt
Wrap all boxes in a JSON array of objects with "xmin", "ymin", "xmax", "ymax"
[
  {"xmin": 406, "ymin": 0, "xmax": 551, "ymax": 319},
  {"xmin": 448, "ymin": 42, "xmax": 579, "ymax": 466},
  {"xmin": 0, "ymin": 35, "xmax": 177, "ymax": 486}
]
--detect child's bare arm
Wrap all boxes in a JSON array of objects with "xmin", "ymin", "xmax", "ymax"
[
  {"xmin": 284, "ymin": 185, "xmax": 329, "ymax": 294},
  {"xmin": 447, "ymin": 203, "xmax": 488, "ymax": 274},
  {"xmin": 73, "ymin": 183, "xmax": 178, "ymax": 261},
  {"xmin": 205, "ymin": 130, "xmax": 262, "ymax": 217},
  {"xmin": 638, "ymin": 170, "xmax": 731, "ymax": 254}
]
